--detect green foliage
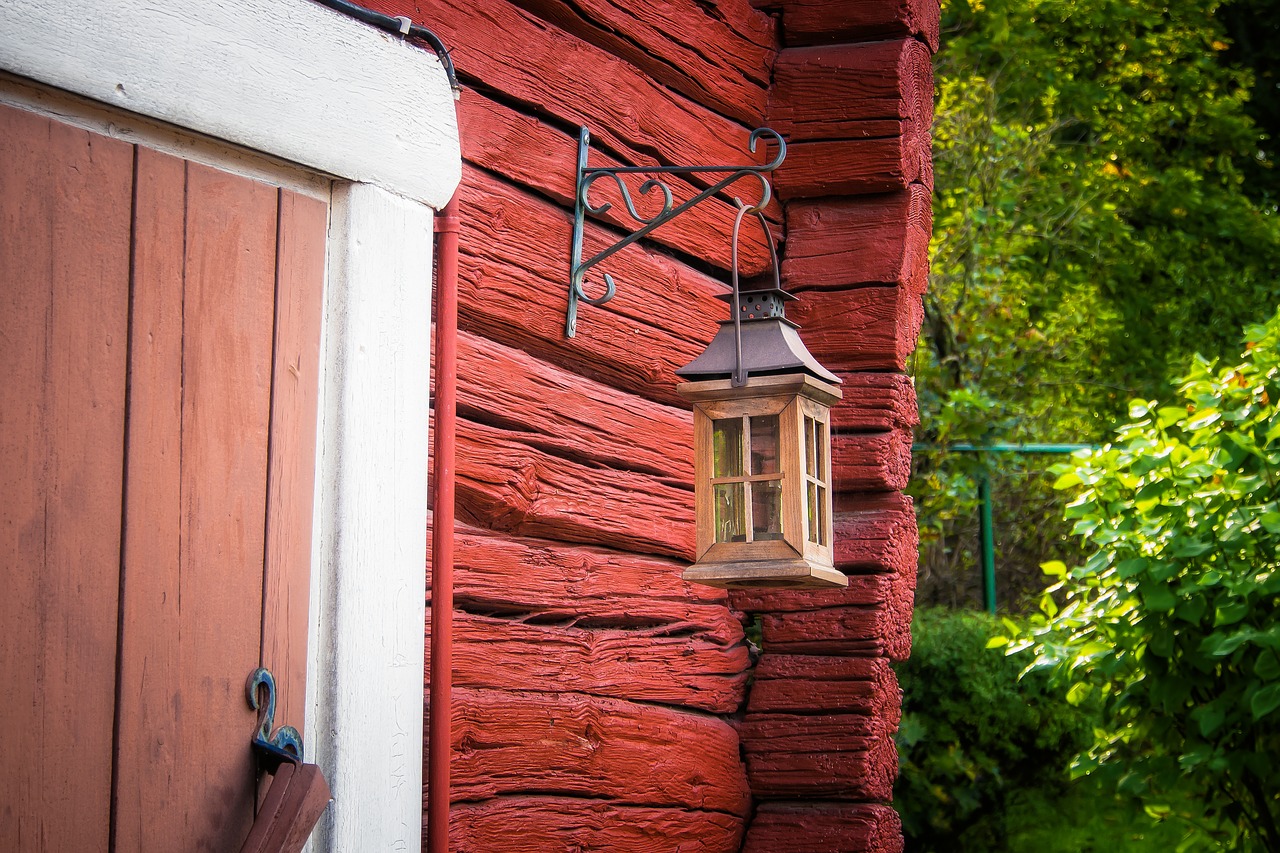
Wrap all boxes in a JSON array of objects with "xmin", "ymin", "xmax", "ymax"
[
  {"xmin": 915, "ymin": 0, "xmax": 1280, "ymax": 607},
  {"xmin": 1005, "ymin": 310, "xmax": 1280, "ymax": 847},
  {"xmin": 897, "ymin": 608, "xmax": 1201, "ymax": 851}
]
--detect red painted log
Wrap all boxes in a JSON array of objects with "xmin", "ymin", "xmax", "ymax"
[
  {"xmin": 783, "ymin": 186, "xmax": 933, "ymax": 290},
  {"xmin": 832, "ymin": 426, "xmax": 913, "ymax": 493},
  {"xmin": 453, "ymin": 418, "xmax": 694, "ymax": 559},
  {"xmin": 742, "ymin": 802, "xmax": 903, "ymax": 853},
  {"xmin": 373, "ymin": 0, "xmax": 766, "ymax": 176},
  {"xmin": 456, "ymin": 166, "xmax": 724, "ymax": 405},
  {"xmin": 833, "ymin": 491, "xmax": 918, "ymax": 573},
  {"xmin": 733, "ymin": 558, "xmax": 913, "ymax": 620},
  {"xmin": 772, "ymin": 0, "xmax": 941, "ymax": 52},
  {"xmin": 770, "ymin": 41, "xmax": 933, "ymax": 141},
  {"xmin": 509, "ymin": 0, "xmax": 775, "ymax": 124},
  {"xmin": 737, "ymin": 713, "xmax": 897, "ymax": 801},
  {"xmin": 453, "ymin": 330, "xmax": 693, "ymax": 481},
  {"xmin": 427, "ymin": 612, "xmax": 749, "ymax": 713},
  {"xmin": 449, "ymin": 797, "xmax": 745, "ymax": 853},
  {"xmin": 444, "ymin": 689, "xmax": 751, "ymax": 815},
  {"xmin": 775, "ymin": 133, "xmax": 932, "ymax": 198},
  {"xmin": 744, "ymin": 654, "xmax": 900, "ymax": 721},
  {"xmin": 760, "ymin": 600, "xmax": 913, "ymax": 660},
  {"xmin": 829, "ymin": 372, "xmax": 918, "ymax": 433},
  {"xmin": 438, "ymin": 524, "xmax": 724, "ymax": 610},
  {"xmin": 456, "ymin": 92, "xmax": 773, "ymax": 275},
  {"xmin": 790, "ymin": 284, "xmax": 924, "ymax": 373}
]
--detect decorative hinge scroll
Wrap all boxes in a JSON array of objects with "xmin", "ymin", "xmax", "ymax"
[{"xmin": 247, "ymin": 667, "xmax": 304, "ymax": 772}]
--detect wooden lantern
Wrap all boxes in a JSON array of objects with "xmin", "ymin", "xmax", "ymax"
[{"xmin": 676, "ymin": 289, "xmax": 847, "ymax": 589}]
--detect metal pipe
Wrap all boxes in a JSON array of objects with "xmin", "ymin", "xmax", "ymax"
[
  {"xmin": 428, "ymin": 194, "xmax": 460, "ymax": 853},
  {"xmin": 978, "ymin": 469, "xmax": 996, "ymax": 614},
  {"xmin": 920, "ymin": 443, "xmax": 1094, "ymax": 454}
]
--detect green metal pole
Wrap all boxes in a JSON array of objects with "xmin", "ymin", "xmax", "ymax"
[{"xmin": 978, "ymin": 467, "xmax": 996, "ymax": 614}]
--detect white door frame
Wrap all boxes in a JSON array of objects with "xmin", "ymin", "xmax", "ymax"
[{"xmin": 0, "ymin": 3, "xmax": 460, "ymax": 850}]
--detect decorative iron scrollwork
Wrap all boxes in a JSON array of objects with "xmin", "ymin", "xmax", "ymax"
[{"xmin": 566, "ymin": 126, "xmax": 787, "ymax": 338}]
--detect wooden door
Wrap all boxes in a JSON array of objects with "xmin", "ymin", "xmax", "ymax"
[{"xmin": 0, "ymin": 103, "xmax": 327, "ymax": 852}]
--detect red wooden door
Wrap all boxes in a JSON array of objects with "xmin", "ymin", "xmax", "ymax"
[{"xmin": 0, "ymin": 103, "xmax": 327, "ymax": 852}]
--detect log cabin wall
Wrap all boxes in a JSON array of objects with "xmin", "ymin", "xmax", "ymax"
[
  {"xmin": 365, "ymin": 0, "xmax": 934, "ymax": 850},
  {"xmin": 730, "ymin": 2, "xmax": 937, "ymax": 850}
]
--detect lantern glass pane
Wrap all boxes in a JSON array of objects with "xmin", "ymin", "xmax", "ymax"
[
  {"xmin": 804, "ymin": 416, "xmax": 817, "ymax": 477},
  {"xmin": 807, "ymin": 482, "xmax": 820, "ymax": 544},
  {"xmin": 712, "ymin": 418, "xmax": 744, "ymax": 478},
  {"xmin": 714, "ymin": 482, "xmax": 746, "ymax": 543},
  {"xmin": 751, "ymin": 478, "xmax": 784, "ymax": 541},
  {"xmin": 749, "ymin": 415, "xmax": 779, "ymax": 475},
  {"xmin": 815, "ymin": 419, "xmax": 826, "ymax": 480},
  {"xmin": 817, "ymin": 484, "xmax": 828, "ymax": 546}
]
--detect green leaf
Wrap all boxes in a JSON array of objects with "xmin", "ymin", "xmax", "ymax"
[
  {"xmin": 1040, "ymin": 560, "xmax": 1068, "ymax": 577},
  {"xmin": 986, "ymin": 635, "xmax": 1010, "ymax": 649},
  {"xmin": 1141, "ymin": 583, "xmax": 1177, "ymax": 612},
  {"xmin": 1255, "ymin": 650, "xmax": 1280, "ymax": 681},
  {"xmin": 1066, "ymin": 682, "xmax": 1092, "ymax": 706},
  {"xmin": 1214, "ymin": 601, "xmax": 1250, "ymax": 627},
  {"xmin": 1115, "ymin": 557, "xmax": 1148, "ymax": 578},
  {"xmin": 1250, "ymin": 683, "xmax": 1280, "ymax": 720}
]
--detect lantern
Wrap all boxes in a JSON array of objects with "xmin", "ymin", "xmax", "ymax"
[{"xmin": 676, "ymin": 287, "xmax": 846, "ymax": 589}]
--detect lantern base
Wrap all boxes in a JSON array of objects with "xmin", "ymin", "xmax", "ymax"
[{"xmin": 682, "ymin": 559, "xmax": 848, "ymax": 590}]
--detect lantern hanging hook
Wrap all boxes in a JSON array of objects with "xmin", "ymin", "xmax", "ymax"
[
  {"xmin": 727, "ymin": 199, "xmax": 783, "ymax": 388},
  {"xmin": 566, "ymin": 125, "xmax": 786, "ymax": 337}
]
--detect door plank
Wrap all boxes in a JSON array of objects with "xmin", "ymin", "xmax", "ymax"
[
  {"xmin": 0, "ymin": 104, "xmax": 132, "ymax": 853},
  {"xmin": 174, "ymin": 161, "xmax": 280, "ymax": 850},
  {"xmin": 261, "ymin": 190, "xmax": 328, "ymax": 741},
  {"xmin": 111, "ymin": 145, "xmax": 189, "ymax": 852}
]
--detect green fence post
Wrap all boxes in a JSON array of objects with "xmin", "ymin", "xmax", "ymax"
[{"xmin": 978, "ymin": 466, "xmax": 996, "ymax": 614}]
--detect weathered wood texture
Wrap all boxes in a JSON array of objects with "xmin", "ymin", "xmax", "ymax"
[
  {"xmin": 784, "ymin": 186, "xmax": 933, "ymax": 290},
  {"xmin": 450, "ymin": 797, "xmax": 744, "ymax": 853},
  {"xmin": 453, "ymin": 330, "xmax": 693, "ymax": 481},
  {"xmin": 261, "ymin": 189, "xmax": 328, "ymax": 746},
  {"xmin": 742, "ymin": 802, "xmax": 904, "ymax": 853},
  {"xmin": 830, "ymin": 372, "xmax": 918, "ymax": 433},
  {"xmin": 373, "ymin": 0, "xmax": 766, "ymax": 176},
  {"xmin": 776, "ymin": 134, "xmax": 932, "ymax": 199},
  {"xmin": 734, "ymin": 555, "xmax": 914, "ymax": 619},
  {"xmin": 444, "ymin": 689, "xmax": 752, "ymax": 815},
  {"xmin": 0, "ymin": 105, "xmax": 132, "ymax": 853},
  {"xmin": 770, "ymin": 41, "xmax": 933, "ymax": 141},
  {"xmin": 739, "ymin": 712, "xmax": 897, "ymax": 801},
  {"xmin": 427, "ymin": 527, "xmax": 750, "ymax": 711},
  {"xmin": 122, "ymin": 160, "xmax": 279, "ymax": 851},
  {"xmin": 767, "ymin": 0, "xmax": 940, "ymax": 51},
  {"xmin": 427, "ymin": 609, "xmax": 748, "ymax": 714},
  {"xmin": 790, "ymin": 284, "xmax": 925, "ymax": 373},
  {"xmin": 456, "ymin": 166, "xmax": 725, "ymax": 404},
  {"xmin": 833, "ymin": 427, "xmax": 913, "ymax": 493},
  {"xmin": 770, "ymin": 39, "xmax": 933, "ymax": 200},
  {"xmin": 833, "ymin": 492, "xmax": 919, "ymax": 574},
  {"xmin": 457, "ymin": 92, "xmax": 774, "ymax": 274},
  {"xmin": 760, "ymin": 601, "xmax": 913, "ymax": 660},
  {"xmin": 453, "ymin": 417, "xmax": 694, "ymax": 558},
  {"xmin": 510, "ymin": 0, "xmax": 776, "ymax": 124},
  {"xmin": 746, "ymin": 654, "xmax": 900, "ymax": 717}
]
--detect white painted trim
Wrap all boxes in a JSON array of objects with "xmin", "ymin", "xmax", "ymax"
[
  {"xmin": 0, "ymin": 0, "xmax": 460, "ymax": 208},
  {"xmin": 309, "ymin": 184, "xmax": 434, "ymax": 852}
]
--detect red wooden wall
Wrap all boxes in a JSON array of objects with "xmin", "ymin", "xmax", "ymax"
[{"xmin": 367, "ymin": 0, "xmax": 936, "ymax": 849}]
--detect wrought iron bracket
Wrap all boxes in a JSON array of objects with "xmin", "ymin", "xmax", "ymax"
[
  {"xmin": 566, "ymin": 125, "xmax": 786, "ymax": 338},
  {"xmin": 247, "ymin": 667, "xmax": 304, "ymax": 772}
]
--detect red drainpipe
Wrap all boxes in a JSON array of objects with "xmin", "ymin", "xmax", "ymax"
[{"xmin": 428, "ymin": 192, "xmax": 460, "ymax": 853}]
